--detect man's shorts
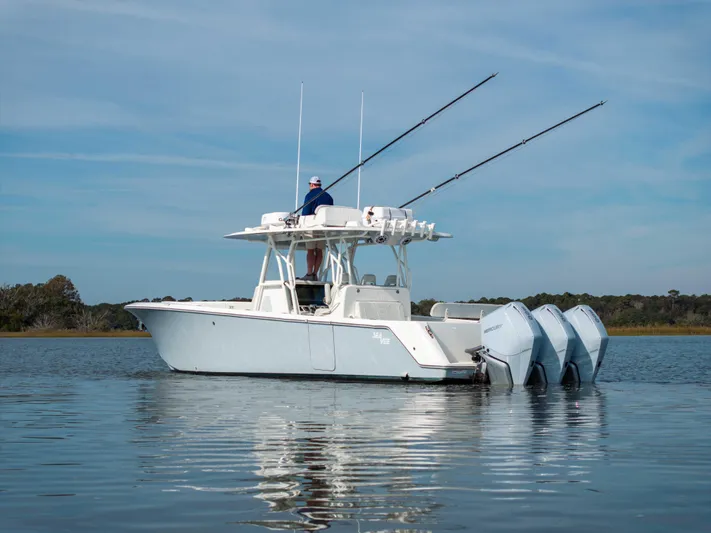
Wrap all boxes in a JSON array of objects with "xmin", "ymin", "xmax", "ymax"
[{"xmin": 306, "ymin": 241, "xmax": 325, "ymax": 251}]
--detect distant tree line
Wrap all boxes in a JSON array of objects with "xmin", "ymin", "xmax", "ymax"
[
  {"xmin": 411, "ymin": 290, "xmax": 711, "ymax": 326},
  {"xmin": 1, "ymin": 275, "xmax": 709, "ymax": 332},
  {"xmin": 0, "ymin": 275, "xmax": 248, "ymax": 332}
]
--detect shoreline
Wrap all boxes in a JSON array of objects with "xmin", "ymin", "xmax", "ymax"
[
  {"xmin": 0, "ymin": 330, "xmax": 152, "ymax": 338},
  {"xmin": 1, "ymin": 326, "xmax": 710, "ymax": 338},
  {"xmin": 607, "ymin": 326, "xmax": 711, "ymax": 336}
]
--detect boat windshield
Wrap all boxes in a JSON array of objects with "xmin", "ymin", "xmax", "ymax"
[{"xmin": 348, "ymin": 244, "xmax": 407, "ymax": 288}]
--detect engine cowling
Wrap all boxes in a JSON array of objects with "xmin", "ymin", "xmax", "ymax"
[
  {"xmin": 564, "ymin": 305, "xmax": 609, "ymax": 383},
  {"xmin": 480, "ymin": 302, "xmax": 542, "ymax": 386}
]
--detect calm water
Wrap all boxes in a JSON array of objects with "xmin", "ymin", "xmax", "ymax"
[{"xmin": 1, "ymin": 337, "xmax": 710, "ymax": 532}]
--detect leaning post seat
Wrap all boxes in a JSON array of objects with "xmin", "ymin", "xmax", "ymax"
[{"xmin": 361, "ymin": 274, "xmax": 377, "ymax": 286}]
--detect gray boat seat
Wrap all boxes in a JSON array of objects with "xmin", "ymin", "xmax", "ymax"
[
  {"xmin": 384, "ymin": 275, "xmax": 397, "ymax": 287},
  {"xmin": 361, "ymin": 274, "xmax": 376, "ymax": 286}
]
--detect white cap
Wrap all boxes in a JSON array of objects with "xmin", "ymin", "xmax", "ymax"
[{"xmin": 309, "ymin": 176, "xmax": 321, "ymax": 185}]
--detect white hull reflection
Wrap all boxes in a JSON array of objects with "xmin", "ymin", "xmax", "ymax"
[{"xmin": 134, "ymin": 378, "xmax": 607, "ymax": 529}]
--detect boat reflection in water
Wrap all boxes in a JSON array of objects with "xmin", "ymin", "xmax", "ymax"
[{"xmin": 133, "ymin": 378, "xmax": 607, "ymax": 531}]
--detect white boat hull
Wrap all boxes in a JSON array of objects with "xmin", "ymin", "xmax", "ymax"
[
  {"xmin": 127, "ymin": 303, "xmax": 479, "ymax": 382},
  {"xmin": 127, "ymin": 300, "xmax": 606, "ymax": 387}
]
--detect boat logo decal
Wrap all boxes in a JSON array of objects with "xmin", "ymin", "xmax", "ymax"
[{"xmin": 372, "ymin": 331, "xmax": 391, "ymax": 345}]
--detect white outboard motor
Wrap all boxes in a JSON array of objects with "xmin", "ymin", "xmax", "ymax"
[
  {"xmin": 479, "ymin": 302, "xmax": 542, "ymax": 386},
  {"xmin": 530, "ymin": 304, "xmax": 576, "ymax": 385},
  {"xmin": 564, "ymin": 305, "xmax": 609, "ymax": 383}
]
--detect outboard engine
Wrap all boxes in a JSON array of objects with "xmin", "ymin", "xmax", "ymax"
[
  {"xmin": 564, "ymin": 305, "xmax": 609, "ymax": 383},
  {"xmin": 479, "ymin": 302, "xmax": 542, "ymax": 386},
  {"xmin": 530, "ymin": 304, "xmax": 576, "ymax": 385}
]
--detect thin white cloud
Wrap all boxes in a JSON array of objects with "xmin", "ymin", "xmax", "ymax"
[
  {"xmin": 447, "ymin": 34, "xmax": 709, "ymax": 93},
  {"xmin": 0, "ymin": 246, "xmax": 239, "ymax": 276},
  {"xmin": 0, "ymin": 152, "xmax": 292, "ymax": 171},
  {"xmin": 26, "ymin": 0, "xmax": 198, "ymax": 24},
  {"xmin": 3, "ymin": 0, "xmax": 709, "ymax": 133},
  {"xmin": 0, "ymin": 96, "xmax": 140, "ymax": 129}
]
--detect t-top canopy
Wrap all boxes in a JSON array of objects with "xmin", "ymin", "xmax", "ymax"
[{"xmin": 224, "ymin": 205, "xmax": 452, "ymax": 246}]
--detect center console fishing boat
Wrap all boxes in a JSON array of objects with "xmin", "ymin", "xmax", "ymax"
[
  {"xmin": 126, "ymin": 204, "xmax": 608, "ymax": 386},
  {"xmin": 126, "ymin": 74, "xmax": 609, "ymax": 386}
]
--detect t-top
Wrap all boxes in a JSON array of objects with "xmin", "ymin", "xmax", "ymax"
[{"xmin": 302, "ymin": 187, "xmax": 334, "ymax": 216}]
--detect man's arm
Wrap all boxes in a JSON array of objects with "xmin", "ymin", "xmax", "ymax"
[{"xmin": 302, "ymin": 192, "xmax": 314, "ymax": 216}]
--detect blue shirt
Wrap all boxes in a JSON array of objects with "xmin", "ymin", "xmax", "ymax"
[{"xmin": 302, "ymin": 187, "xmax": 334, "ymax": 216}]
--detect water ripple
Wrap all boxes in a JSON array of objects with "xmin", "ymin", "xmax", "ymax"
[{"xmin": 1, "ymin": 337, "xmax": 711, "ymax": 532}]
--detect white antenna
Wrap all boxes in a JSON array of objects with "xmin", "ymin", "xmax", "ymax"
[
  {"xmin": 357, "ymin": 90, "xmax": 364, "ymax": 210},
  {"xmin": 295, "ymin": 81, "xmax": 304, "ymax": 210}
]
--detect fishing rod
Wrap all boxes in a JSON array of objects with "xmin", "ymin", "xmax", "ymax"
[
  {"xmin": 289, "ymin": 72, "xmax": 499, "ymax": 218},
  {"xmin": 399, "ymin": 100, "xmax": 606, "ymax": 209}
]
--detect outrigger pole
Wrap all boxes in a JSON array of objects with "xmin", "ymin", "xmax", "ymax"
[
  {"xmin": 399, "ymin": 100, "xmax": 606, "ymax": 209},
  {"xmin": 357, "ymin": 90, "xmax": 364, "ymax": 210},
  {"xmin": 294, "ymin": 81, "xmax": 304, "ymax": 211},
  {"xmin": 290, "ymin": 72, "xmax": 499, "ymax": 218}
]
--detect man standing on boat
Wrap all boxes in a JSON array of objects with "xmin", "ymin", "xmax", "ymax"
[{"xmin": 301, "ymin": 176, "xmax": 334, "ymax": 280}]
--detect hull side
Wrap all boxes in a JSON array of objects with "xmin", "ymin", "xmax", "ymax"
[{"xmin": 128, "ymin": 306, "xmax": 474, "ymax": 382}]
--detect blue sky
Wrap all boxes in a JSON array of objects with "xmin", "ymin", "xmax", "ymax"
[{"xmin": 1, "ymin": 0, "xmax": 710, "ymax": 304}]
